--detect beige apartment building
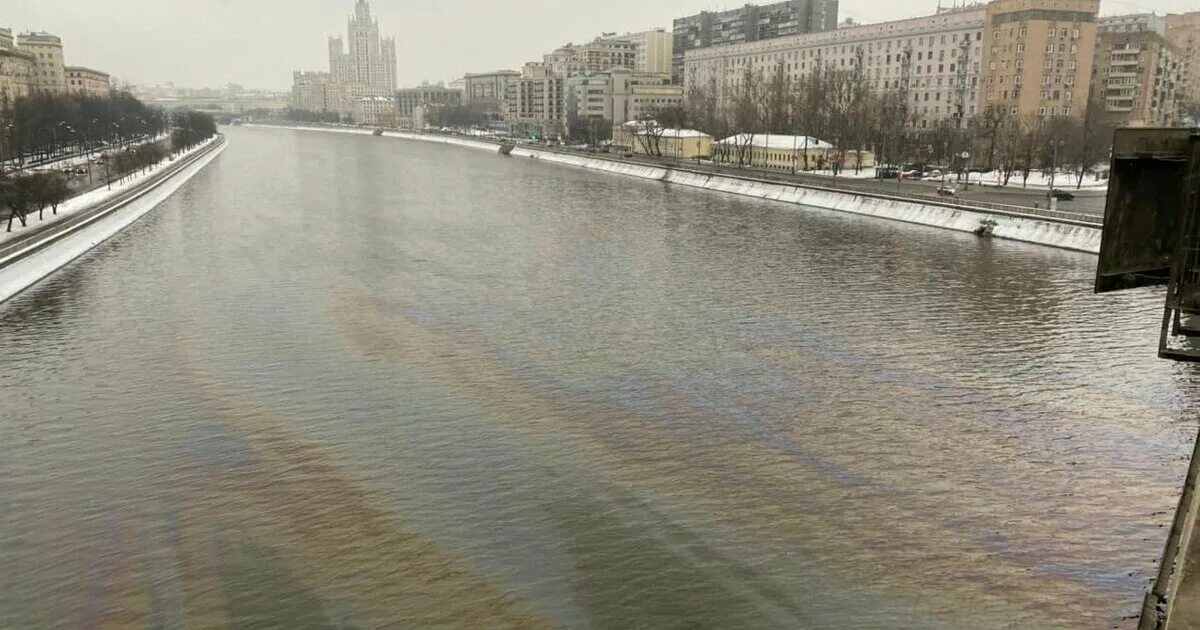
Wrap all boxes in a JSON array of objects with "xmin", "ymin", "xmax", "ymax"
[
  {"xmin": 17, "ymin": 32, "xmax": 66, "ymax": 94},
  {"xmin": 684, "ymin": 5, "xmax": 986, "ymax": 128},
  {"xmin": 977, "ymin": 0, "xmax": 1100, "ymax": 119},
  {"xmin": 1093, "ymin": 15, "xmax": 1186, "ymax": 127},
  {"xmin": 1167, "ymin": 12, "xmax": 1200, "ymax": 106},
  {"xmin": 544, "ymin": 38, "xmax": 638, "ymax": 77},
  {"xmin": 604, "ymin": 29, "xmax": 674, "ymax": 74},
  {"xmin": 65, "ymin": 66, "xmax": 110, "ymax": 97},
  {"xmin": 0, "ymin": 42, "xmax": 33, "ymax": 107},
  {"xmin": 504, "ymin": 64, "xmax": 565, "ymax": 138}
]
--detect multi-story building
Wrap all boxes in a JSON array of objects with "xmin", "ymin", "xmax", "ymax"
[
  {"xmin": 17, "ymin": 32, "xmax": 66, "ymax": 94},
  {"xmin": 329, "ymin": 0, "xmax": 396, "ymax": 93},
  {"xmin": 463, "ymin": 70, "xmax": 520, "ymax": 111},
  {"xmin": 294, "ymin": 0, "xmax": 395, "ymax": 117},
  {"xmin": 1100, "ymin": 13, "xmax": 1166, "ymax": 37},
  {"xmin": 0, "ymin": 46, "xmax": 33, "ymax": 108},
  {"xmin": 604, "ymin": 29, "xmax": 674, "ymax": 74},
  {"xmin": 977, "ymin": 0, "xmax": 1100, "ymax": 120},
  {"xmin": 672, "ymin": 0, "xmax": 841, "ymax": 83},
  {"xmin": 1092, "ymin": 26, "xmax": 1185, "ymax": 127},
  {"xmin": 0, "ymin": 27, "xmax": 14, "ymax": 50},
  {"xmin": 1167, "ymin": 12, "xmax": 1200, "ymax": 107},
  {"xmin": 544, "ymin": 38, "xmax": 638, "ymax": 77},
  {"xmin": 395, "ymin": 84, "xmax": 461, "ymax": 120},
  {"xmin": 565, "ymin": 69, "xmax": 684, "ymax": 128},
  {"xmin": 292, "ymin": 70, "xmax": 336, "ymax": 112},
  {"xmin": 685, "ymin": 5, "xmax": 985, "ymax": 128},
  {"xmin": 65, "ymin": 66, "xmax": 110, "ymax": 97},
  {"xmin": 352, "ymin": 95, "xmax": 396, "ymax": 126},
  {"xmin": 504, "ymin": 63, "xmax": 565, "ymax": 138}
]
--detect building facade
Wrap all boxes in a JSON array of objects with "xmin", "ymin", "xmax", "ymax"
[
  {"xmin": 1167, "ymin": 12, "xmax": 1200, "ymax": 107},
  {"xmin": 544, "ymin": 38, "xmax": 638, "ymax": 77},
  {"xmin": 0, "ymin": 47, "xmax": 33, "ymax": 108},
  {"xmin": 565, "ymin": 69, "xmax": 683, "ymax": 128},
  {"xmin": 463, "ymin": 70, "xmax": 520, "ymax": 111},
  {"xmin": 329, "ymin": 0, "xmax": 396, "ymax": 93},
  {"xmin": 396, "ymin": 84, "xmax": 462, "ymax": 119},
  {"xmin": 977, "ymin": 0, "xmax": 1100, "ymax": 120},
  {"xmin": 65, "ymin": 66, "xmax": 110, "ymax": 97},
  {"xmin": 17, "ymin": 32, "xmax": 66, "ymax": 94},
  {"xmin": 504, "ymin": 64, "xmax": 565, "ymax": 138},
  {"xmin": 292, "ymin": 71, "xmax": 335, "ymax": 112},
  {"xmin": 604, "ymin": 29, "xmax": 674, "ymax": 74},
  {"xmin": 672, "ymin": 0, "xmax": 841, "ymax": 82},
  {"xmin": 1092, "ymin": 27, "xmax": 1185, "ymax": 127},
  {"xmin": 0, "ymin": 27, "xmax": 13, "ymax": 50},
  {"xmin": 685, "ymin": 5, "xmax": 985, "ymax": 127},
  {"xmin": 352, "ymin": 95, "xmax": 396, "ymax": 126},
  {"xmin": 294, "ymin": 0, "xmax": 396, "ymax": 117}
]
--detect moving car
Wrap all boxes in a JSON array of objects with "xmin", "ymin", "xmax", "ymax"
[{"xmin": 1047, "ymin": 188, "xmax": 1076, "ymax": 201}]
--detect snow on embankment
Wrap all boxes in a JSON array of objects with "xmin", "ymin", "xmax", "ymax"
[
  {"xmin": 0, "ymin": 138, "xmax": 226, "ymax": 305},
  {"xmin": 508, "ymin": 147, "xmax": 1101, "ymax": 254},
  {"xmin": 263, "ymin": 125, "xmax": 1102, "ymax": 254}
]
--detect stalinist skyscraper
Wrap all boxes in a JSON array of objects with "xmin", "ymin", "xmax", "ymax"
[{"xmin": 327, "ymin": 0, "xmax": 397, "ymax": 112}]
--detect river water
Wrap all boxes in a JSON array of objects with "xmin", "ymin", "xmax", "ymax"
[{"xmin": 1, "ymin": 126, "xmax": 1197, "ymax": 629}]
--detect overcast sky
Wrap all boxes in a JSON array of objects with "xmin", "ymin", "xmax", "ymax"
[{"xmin": 7, "ymin": 0, "xmax": 1194, "ymax": 90}]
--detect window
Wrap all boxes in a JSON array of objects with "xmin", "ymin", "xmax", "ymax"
[
  {"xmin": 1046, "ymin": 43, "xmax": 1055, "ymax": 54},
  {"xmin": 1017, "ymin": 43, "xmax": 1025, "ymax": 53}
]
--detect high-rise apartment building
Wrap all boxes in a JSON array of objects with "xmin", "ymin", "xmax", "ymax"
[
  {"xmin": 292, "ymin": 71, "xmax": 336, "ymax": 113},
  {"xmin": 329, "ymin": 0, "xmax": 396, "ymax": 93},
  {"xmin": 1167, "ymin": 12, "xmax": 1200, "ymax": 106},
  {"xmin": 672, "ymin": 0, "xmax": 840, "ymax": 83},
  {"xmin": 977, "ymin": 0, "xmax": 1100, "ymax": 120},
  {"xmin": 1091, "ymin": 14, "xmax": 1185, "ymax": 127},
  {"xmin": 17, "ymin": 32, "xmax": 66, "ymax": 95},
  {"xmin": 684, "ymin": 5, "xmax": 985, "ymax": 128}
]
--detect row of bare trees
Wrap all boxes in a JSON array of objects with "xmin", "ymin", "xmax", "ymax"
[{"xmin": 666, "ymin": 54, "xmax": 1131, "ymax": 189}]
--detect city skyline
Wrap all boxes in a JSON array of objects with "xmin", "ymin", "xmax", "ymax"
[{"xmin": 7, "ymin": 0, "xmax": 1198, "ymax": 90}]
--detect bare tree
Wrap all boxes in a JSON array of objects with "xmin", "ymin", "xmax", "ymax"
[{"xmin": 1071, "ymin": 92, "xmax": 1114, "ymax": 189}]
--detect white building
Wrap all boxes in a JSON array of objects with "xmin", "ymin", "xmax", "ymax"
[
  {"xmin": 684, "ymin": 5, "xmax": 986, "ymax": 127},
  {"xmin": 565, "ymin": 69, "xmax": 683, "ymax": 128}
]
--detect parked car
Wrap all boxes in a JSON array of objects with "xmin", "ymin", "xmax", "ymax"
[
  {"xmin": 936, "ymin": 186, "xmax": 958, "ymax": 198},
  {"xmin": 926, "ymin": 169, "xmax": 943, "ymax": 178},
  {"xmin": 876, "ymin": 167, "xmax": 900, "ymax": 179},
  {"xmin": 1048, "ymin": 188, "xmax": 1076, "ymax": 201},
  {"xmin": 901, "ymin": 170, "xmax": 923, "ymax": 180}
]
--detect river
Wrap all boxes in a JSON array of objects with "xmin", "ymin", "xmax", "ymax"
[{"xmin": 1, "ymin": 125, "xmax": 1196, "ymax": 629}]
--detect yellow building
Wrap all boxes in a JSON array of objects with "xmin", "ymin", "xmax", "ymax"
[
  {"xmin": 713, "ymin": 134, "xmax": 876, "ymax": 171},
  {"xmin": 978, "ymin": 0, "xmax": 1101, "ymax": 119},
  {"xmin": 613, "ymin": 123, "xmax": 714, "ymax": 159}
]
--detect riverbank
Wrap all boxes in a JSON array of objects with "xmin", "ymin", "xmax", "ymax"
[
  {"xmin": 255, "ymin": 124, "xmax": 1102, "ymax": 255},
  {"xmin": 0, "ymin": 135, "xmax": 226, "ymax": 304}
]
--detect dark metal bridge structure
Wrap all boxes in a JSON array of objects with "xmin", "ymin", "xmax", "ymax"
[{"xmin": 1095, "ymin": 128, "xmax": 1200, "ymax": 629}]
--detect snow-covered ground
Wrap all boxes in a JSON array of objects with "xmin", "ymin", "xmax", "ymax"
[
  {"xmin": 5, "ymin": 133, "xmax": 169, "ymax": 174},
  {"xmin": 776, "ymin": 164, "xmax": 1108, "ymax": 190},
  {"xmin": 1, "ymin": 136, "xmax": 217, "ymax": 246}
]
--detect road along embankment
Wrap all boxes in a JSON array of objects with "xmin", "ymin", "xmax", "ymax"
[
  {"xmin": 263, "ymin": 125, "xmax": 1103, "ymax": 255},
  {"xmin": 0, "ymin": 136, "xmax": 227, "ymax": 305}
]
